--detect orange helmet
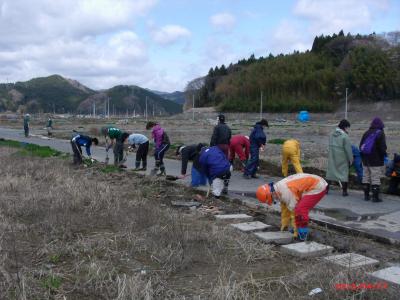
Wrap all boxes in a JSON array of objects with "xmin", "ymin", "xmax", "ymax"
[{"xmin": 256, "ymin": 183, "xmax": 274, "ymax": 205}]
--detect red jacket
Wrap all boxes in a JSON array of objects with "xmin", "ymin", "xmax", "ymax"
[{"xmin": 230, "ymin": 135, "xmax": 250, "ymax": 160}]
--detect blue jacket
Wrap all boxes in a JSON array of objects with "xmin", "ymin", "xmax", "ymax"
[
  {"xmin": 199, "ymin": 146, "xmax": 230, "ymax": 180},
  {"xmin": 352, "ymin": 145, "xmax": 363, "ymax": 182},
  {"xmin": 249, "ymin": 124, "xmax": 266, "ymax": 148},
  {"xmin": 72, "ymin": 134, "xmax": 92, "ymax": 156}
]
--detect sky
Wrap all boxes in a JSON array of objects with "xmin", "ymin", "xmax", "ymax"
[{"xmin": 0, "ymin": 0, "xmax": 399, "ymax": 92}]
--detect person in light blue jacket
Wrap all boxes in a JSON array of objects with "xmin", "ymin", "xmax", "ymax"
[{"xmin": 127, "ymin": 133, "xmax": 149, "ymax": 170}]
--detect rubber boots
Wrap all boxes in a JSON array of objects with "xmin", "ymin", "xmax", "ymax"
[
  {"xmin": 342, "ymin": 182, "xmax": 348, "ymax": 197},
  {"xmin": 364, "ymin": 184, "xmax": 370, "ymax": 201},
  {"xmin": 372, "ymin": 185, "xmax": 382, "ymax": 202}
]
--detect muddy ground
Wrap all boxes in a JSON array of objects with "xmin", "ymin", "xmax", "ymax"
[{"xmin": 0, "ymin": 146, "xmax": 399, "ymax": 299}]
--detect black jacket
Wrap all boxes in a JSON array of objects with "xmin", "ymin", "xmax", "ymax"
[
  {"xmin": 181, "ymin": 144, "xmax": 202, "ymax": 175},
  {"xmin": 210, "ymin": 122, "xmax": 231, "ymax": 146},
  {"xmin": 359, "ymin": 129, "xmax": 387, "ymax": 167}
]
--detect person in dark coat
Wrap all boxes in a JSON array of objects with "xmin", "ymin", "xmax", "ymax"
[
  {"xmin": 386, "ymin": 153, "xmax": 400, "ymax": 195},
  {"xmin": 210, "ymin": 114, "xmax": 231, "ymax": 157},
  {"xmin": 71, "ymin": 134, "xmax": 99, "ymax": 165},
  {"xmin": 244, "ymin": 119, "xmax": 268, "ymax": 179},
  {"xmin": 114, "ymin": 132, "xmax": 130, "ymax": 168},
  {"xmin": 359, "ymin": 117, "xmax": 387, "ymax": 202},
  {"xmin": 176, "ymin": 143, "xmax": 207, "ymax": 186},
  {"xmin": 199, "ymin": 146, "xmax": 231, "ymax": 197}
]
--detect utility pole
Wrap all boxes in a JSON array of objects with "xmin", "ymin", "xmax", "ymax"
[
  {"xmin": 345, "ymin": 88, "xmax": 348, "ymax": 120},
  {"xmin": 107, "ymin": 97, "xmax": 110, "ymax": 118},
  {"xmin": 260, "ymin": 91, "xmax": 263, "ymax": 120},
  {"xmin": 152, "ymin": 104, "xmax": 155, "ymax": 116},
  {"xmin": 192, "ymin": 93, "xmax": 195, "ymax": 121},
  {"xmin": 93, "ymin": 102, "xmax": 96, "ymax": 118},
  {"xmin": 145, "ymin": 96, "xmax": 148, "ymax": 121}
]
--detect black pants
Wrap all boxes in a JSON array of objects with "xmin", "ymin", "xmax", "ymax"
[
  {"xmin": 71, "ymin": 141, "xmax": 83, "ymax": 164},
  {"xmin": 136, "ymin": 141, "xmax": 149, "ymax": 168},
  {"xmin": 114, "ymin": 139, "xmax": 124, "ymax": 165},
  {"xmin": 24, "ymin": 125, "xmax": 29, "ymax": 137},
  {"xmin": 388, "ymin": 177, "xmax": 400, "ymax": 195}
]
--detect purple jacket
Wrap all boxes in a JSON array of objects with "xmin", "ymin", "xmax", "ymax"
[{"xmin": 152, "ymin": 124, "xmax": 164, "ymax": 148}]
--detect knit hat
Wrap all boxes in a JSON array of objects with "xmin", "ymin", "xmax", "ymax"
[
  {"xmin": 218, "ymin": 114, "xmax": 225, "ymax": 123},
  {"xmin": 370, "ymin": 117, "xmax": 384, "ymax": 130}
]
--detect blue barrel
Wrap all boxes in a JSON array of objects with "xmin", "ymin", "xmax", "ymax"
[{"xmin": 297, "ymin": 111, "xmax": 309, "ymax": 122}]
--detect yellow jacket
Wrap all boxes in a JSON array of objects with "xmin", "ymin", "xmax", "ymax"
[{"xmin": 282, "ymin": 139, "xmax": 300, "ymax": 155}]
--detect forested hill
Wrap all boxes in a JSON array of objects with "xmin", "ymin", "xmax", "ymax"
[
  {"xmin": 185, "ymin": 31, "xmax": 400, "ymax": 112},
  {"xmin": 0, "ymin": 75, "xmax": 182, "ymax": 115}
]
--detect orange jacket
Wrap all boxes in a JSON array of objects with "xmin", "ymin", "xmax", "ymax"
[{"xmin": 274, "ymin": 173, "xmax": 327, "ymax": 211}]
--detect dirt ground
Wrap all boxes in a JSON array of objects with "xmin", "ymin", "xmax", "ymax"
[
  {"xmin": 2, "ymin": 101, "xmax": 400, "ymax": 187},
  {"xmin": 0, "ymin": 146, "xmax": 399, "ymax": 299}
]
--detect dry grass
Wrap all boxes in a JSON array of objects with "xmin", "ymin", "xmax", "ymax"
[{"xmin": 0, "ymin": 147, "xmax": 398, "ymax": 299}]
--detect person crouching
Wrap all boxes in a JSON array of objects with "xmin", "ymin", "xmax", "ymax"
[
  {"xmin": 199, "ymin": 146, "xmax": 231, "ymax": 198},
  {"xmin": 71, "ymin": 134, "xmax": 98, "ymax": 165},
  {"xmin": 256, "ymin": 173, "xmax": 328, "ymax": 240}
]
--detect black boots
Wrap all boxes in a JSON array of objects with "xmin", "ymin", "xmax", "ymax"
[
  {"xmin": 364, "ymin": 184, "xmax": 370, "ymax": 201},
  {"xmin": 342, "ymin": 182, "xmax": 348, "ymax": 197},
  {"xmin": 371, "ymin": 185, "xmax": 382, "ymax": 202}
]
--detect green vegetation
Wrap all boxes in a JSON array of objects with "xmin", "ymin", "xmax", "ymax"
[
  {"xmin": 268, "ymin": 138, "xmax": 286, "ymax": 145},
  {"xmin": 190, "ymin": 31, "xmax": 400, "ymax": 112},
  {"xmin": 105, "ymin": 85, "xmax": 182, "ymax": 115},
  {"xmin": 0, "ymin": 75, "xmax": 182, "ymax": 115},
  {"xmin": 41, "ymin": 275, "xmax": 62, "ymax": 291},
  {"xmin": 0, "ymin": 139, "xmax": 62, "ymax": 157},
  {"xmin": 100, "ymin": 165, "xmax": 122, "ymax": 173}
]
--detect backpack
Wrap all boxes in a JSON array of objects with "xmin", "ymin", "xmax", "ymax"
[
  {"xmin": 360, "ymin": 130, "xmax": 381, "ymax": 155},
  {"xmin": 162, "ymin": 131, "xmax": 170, "ymax": 145}
]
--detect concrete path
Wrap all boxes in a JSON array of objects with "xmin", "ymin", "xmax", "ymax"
[{"xmin": 1, "ymin": 127, "xmax": 400, "ymax": 244}]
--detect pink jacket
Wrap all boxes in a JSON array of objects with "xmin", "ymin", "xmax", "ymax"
[{"xmin": 152, "ymin": 124, "xmax": 164, "ymax": 148}]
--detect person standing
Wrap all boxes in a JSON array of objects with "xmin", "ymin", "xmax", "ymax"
[
  {"xmin": 146, "ymin": 121, "xmax": 170, "ymax": 176},
  {"xmin": 210, "ymin": 114, "xmax": 231, "ymax": 157},
  {"xmin": 70, "ymin": 134, "xmax": 98, "ymax": 165},
  {"xmin": 46, "ymin": 117, "xmax": 53, "ymax": 137},
  {"xmin": 23, "ymin": 114, "xmax": 30, "ymax": 137},
  {"xmin": 359, "ymin": 117, "xmax": 387, "ymax": 202},
  {"xmin": 326, "ymin": 120, "xmax": 353, "ymax": 196},
  {"xmin": 127, "ymin": 133, "xmax": 149, "ymax": 171},
  {"xmin": 244, "ymin": 119, "xmax": 268, "ymax": 179},
  {"xmin": 229, "ymin": 135, "xmax": 250, "ymax": 169},
  {"xmin": 281, "ymin": 139, "xmax": 303, "ymax": 177},
  {"xmin": 176, "ymin": 143, "xmax": 207, "ymax": 187}
]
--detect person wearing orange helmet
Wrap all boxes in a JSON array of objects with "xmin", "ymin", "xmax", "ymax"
[{"xmin": 256, "ymin": 173, "xmax": 328, "ymax": 240}]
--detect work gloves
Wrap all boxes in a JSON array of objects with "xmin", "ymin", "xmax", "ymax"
[{"xmin": 297, "ymin": 227, "xmax": 309, "ymax": 241}]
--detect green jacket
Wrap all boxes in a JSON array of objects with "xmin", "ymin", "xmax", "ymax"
[
  {"xmin": 326, "ymin": 128, "xmax": 353, "ymax": 182},
  {"xmin": 107, "ymin": 127, "xmax": 122, "ymax": 139}
]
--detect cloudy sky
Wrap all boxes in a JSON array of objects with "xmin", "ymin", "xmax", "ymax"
[{"xmin": 1, "ymin": 0, "xmax": 399, "ymax": 92}]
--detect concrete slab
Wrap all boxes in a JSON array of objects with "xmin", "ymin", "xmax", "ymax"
[
  {"xmin": 230, "ymin": 221, "xmax": 272, "ymax": 232},
  {"xmin": 369, "ymin": 266, "xmax": 400, "ymax": 286},
  {"xmin": 324, "ymin": 253, "xmax": 379, "ymax": 269},
  {"xmin": 215, "ymin": 214, "xmax": 253, "ymax": 223},
  {"xmin": 253, "ymin": 231, "xmax": 293, "ymax": 244},
  {"xmin": 281, "ymin": 241, "xmax": 334, "ymax": 258},
  {"xmin": 171, "ymin": 201, "xmax": 201, "ymax": 208}
]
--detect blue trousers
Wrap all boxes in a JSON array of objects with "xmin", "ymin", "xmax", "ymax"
[
  {"xmin": 191, "ymin": 167, "xmax": 207, "ymax": 187},
  {"xmin": 244, "ymin": 146, "xmax": 259, "ymax": 176}
]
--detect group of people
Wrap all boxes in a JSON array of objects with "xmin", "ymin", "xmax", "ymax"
[
  {"xmin": 22, "ymin": 114, "xmax": 54, "ymax": 137},
  {"xmin": 326, "ymin": 117, "xmax": 399, "ymax": 202},
  {"xmin": 175, "ymin": 115, "xmax": 270, "ymax": 197},
  {"xmin": 65, "ymin": 114, "xmax": 399, "ymax": 242}
]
